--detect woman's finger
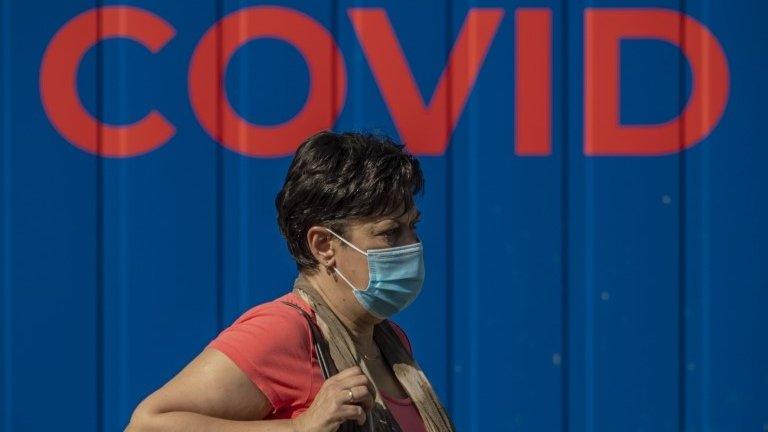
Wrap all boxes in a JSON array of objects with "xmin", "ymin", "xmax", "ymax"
[
  {"xmin": 332, "ymin": 365, "xmax": 362, "ymax": 380},
  {"xmin": 348, "ymin": 384, "xmax": 370, "ymax": 400},
  {"xmin": 338, "ymin": 403, "xmax": 366, "ymax": 425},
  {"xmin": 335, "ymin": 384, "xmax": 371, "ymax": 406},
  {"xmin": 353, "ymin": 387, "xmax": 374, "ymax": 412},
  {"xmin": 336, "ymin": 387, "xmax": 356, "ymax": 405},
  {"xmin": 336, "ymin": 373, "xmax": 370, "ymax": 390}
]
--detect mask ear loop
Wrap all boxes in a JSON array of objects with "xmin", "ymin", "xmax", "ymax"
[
  {"xmin": 324, "ymin": 227, "xmax": 369, "ymax": 291},
  {"xmin": 324, "ymin": 227, "xmax": 368, "ymax": 256},
  {"xmin": 333, "ymin": 266, "xmax": 363, "ymax": 292}
]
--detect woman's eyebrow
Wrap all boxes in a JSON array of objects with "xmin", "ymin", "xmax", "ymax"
[
  {"xmin": 373, "ymin": 210, "xmax": 420, "ymax": 230},
  {"xmin": 371, "ymin": 220, "xmax": 397, "ymax": 232}
]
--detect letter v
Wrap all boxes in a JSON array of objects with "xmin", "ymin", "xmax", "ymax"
[{"xmin": 348, "ymin": 8, "xmax": 503, "ymax": 155}]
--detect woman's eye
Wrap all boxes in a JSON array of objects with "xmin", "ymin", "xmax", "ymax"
[{"xmin": 382, "ymin": 229, "xmax": 398, "ymax": 243}]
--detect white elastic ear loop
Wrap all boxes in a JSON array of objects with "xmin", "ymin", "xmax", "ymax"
[
  {"xmin": 333, "ymin": 266, "xmax": 363, "ymax": 292},
  {"xmin": 324, "ymin": 227, "xmax": 368, "ymax": 256},
  {"xmin": 325, "ymin": 227, "xmax": 367, "ymax": 291}
]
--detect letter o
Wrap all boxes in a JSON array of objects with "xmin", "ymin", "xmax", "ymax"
[{"xmin": 189, "ymin": 6, "xmax": 347, "ymax": 157}]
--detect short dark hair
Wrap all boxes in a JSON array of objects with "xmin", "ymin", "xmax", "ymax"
[{"xmin": 275, "ymin": 130, "xmax": 424, "ymax": 273}]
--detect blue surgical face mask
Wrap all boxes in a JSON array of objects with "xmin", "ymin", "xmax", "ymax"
[{"xmin": 325, "ymin": 227, "xmax": 425, "ymax": 319}]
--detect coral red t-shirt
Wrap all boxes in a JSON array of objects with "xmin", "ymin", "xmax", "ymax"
[{"xmin": 206, "ymin": 291, "xmax": 427, "ymax": 432}]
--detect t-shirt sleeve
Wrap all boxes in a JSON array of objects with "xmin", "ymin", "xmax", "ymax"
[
  {"xmin": 387, "ymin": 320, "xmax": 414, "ymax": 356},
  {"xmin": 206, "ymin": 303, "xmax": 313, "ymax": 411}
]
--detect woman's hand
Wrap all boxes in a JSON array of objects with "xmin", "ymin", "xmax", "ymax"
[{"xmin": 292, "ymin": 365, "xmax": 373, "ymax": 432}]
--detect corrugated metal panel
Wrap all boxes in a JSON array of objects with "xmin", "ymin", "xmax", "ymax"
[
  {"xmin": 1, "ymin": 1, "xmax": 766, "ymax": 431},
  {"xmin": 3, "ymin": 1, "xmax": 101, "ymax": 430}
]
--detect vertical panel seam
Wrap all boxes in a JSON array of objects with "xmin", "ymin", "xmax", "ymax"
[
  {"xmin": 582, "ymin": 5, "xmax": 596, "ymax": 431},
  {"xmin": 444, "ymin": 0, "xmax": 454, "ymax": 419},
  {"xmin": 677, "ymin": 2, "xmax": 688, "ymax": 431},
  {"xmin": 1, "ymin": 0, "xmax": 12, "ymax": 428},
  {"xmin": 96, "ymin": 2, "xmax": 105, "ymax": 432},
  {"xmin": 331, "ymin": 0, "xmax": 338, "ymax": 124},
  {"xmin": 215, "ymin": 0, "xmax": 224, "ymax": 332},
  {"xmin": 560, "ymin": 1, "xmax": 570, "ymax": 431}
]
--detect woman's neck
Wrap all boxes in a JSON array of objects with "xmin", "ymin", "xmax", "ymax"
[{"xmin": 301, "ymin": 271, "xmax": 378, "ymax": 351}]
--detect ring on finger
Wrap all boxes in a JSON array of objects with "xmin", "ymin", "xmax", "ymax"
[{"xmin": 346, "ymin": 388, "xmax": 354, "ymax": 402}]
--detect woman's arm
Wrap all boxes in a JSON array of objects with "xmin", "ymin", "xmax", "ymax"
[
  {"xmin": 124, "ymin": 347, "xmax": 297, "ymax": 432},
  {"xmin": 125, "ymin": 411, "xmax": 296, "ymax": 432},
  {"xmin": 125, "ymin": 347, "xmax": 371, "ymax": 432}
]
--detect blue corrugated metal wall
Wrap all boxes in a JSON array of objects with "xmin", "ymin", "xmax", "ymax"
[{"xmin": 1, "ymin": 0, "xmax": 766, "ymax": 431}]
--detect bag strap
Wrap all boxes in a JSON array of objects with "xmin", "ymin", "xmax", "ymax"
[
  {"xmin": 278, "ymin": 301, "xmax": 338, "ymax": 379},
  {"xmin": 279, "ymin": 301, "xmax": 361, "ymax": 432}
]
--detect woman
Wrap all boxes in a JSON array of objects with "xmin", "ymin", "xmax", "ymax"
[{"xmin": 126, "ymin": 131, "xmax": 455, "ymax": 431}]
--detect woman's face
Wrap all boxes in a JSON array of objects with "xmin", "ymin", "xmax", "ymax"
[{"xmin": 322, "ymin": 205, "xmax": 422, "ymax": 293}]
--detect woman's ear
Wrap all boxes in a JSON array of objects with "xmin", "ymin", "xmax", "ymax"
[{"xmin": 306, "ymin": 226, "xmax": 336, "ymax": 268}]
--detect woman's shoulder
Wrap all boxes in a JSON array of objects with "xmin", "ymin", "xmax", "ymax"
[
  {"xmin": 213, "ymin": 292, "xmax": 315, "ymax": 353},
  {"xmin": 206, "ymin": 292, "xmax": 315, "ymax": 411},
  {"xmin": 230, "ymin": 292, "xmax": 314, "ymax": 326}
]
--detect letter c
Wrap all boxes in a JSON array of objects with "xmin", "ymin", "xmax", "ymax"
[{"xmin": 40, "ymin": 6, "xmax": 176, "ymax": 157}]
